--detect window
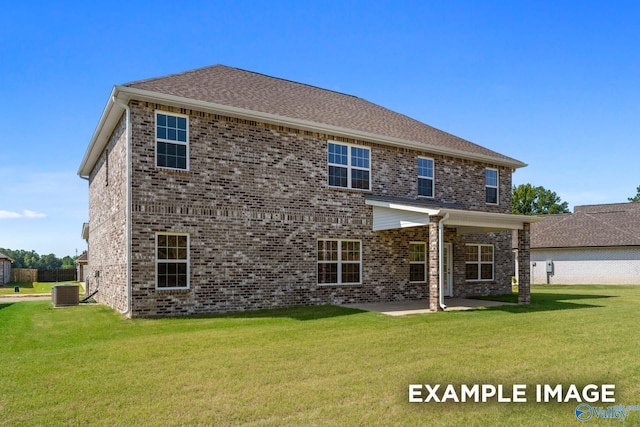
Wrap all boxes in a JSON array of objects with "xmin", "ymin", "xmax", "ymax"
[
  {"xmin": 156, "ymin": 233, "xmax": 189, "ymax": 289},
  {"xmin": 485, "ymin": 168, "xmax": 499, "ymax": 204},
  {"xmin": 156, "ymin": 112, "xmax": 188, "ymax": 170},
  {"xmin": 409, "ymin": 242, "xmax": 427, "ymax": 282},
  {"xmin": 418, "ymin": 157, "xmax": 434, "ymax": 197},
  {"xmin": 465, "ymin": 244, "xmax": 494, "ymax": 281},
  {"xmin": 328, "ymin": 142, "xmax": 370, "ymax": 190},
  {"xmin": 317, "ymin": 239, "xmax": 362, "ymax": 284}
]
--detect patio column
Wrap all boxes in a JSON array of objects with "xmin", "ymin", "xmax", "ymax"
[
  {"xmin": 517, "ymin": 223, "xmax": 531, "ymax": 305},
  {"xmin": 428, "ymin": 215, "xmax": 442, "ymax": 311}
]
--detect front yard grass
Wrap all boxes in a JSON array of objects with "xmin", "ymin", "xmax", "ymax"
[
  {"xmin": 0, "ymin": 281, "xmax": 83, "ymax": 295},
  {"xmin": 1, "ymin": 285, "xmax": 639, "ymax": 426}
]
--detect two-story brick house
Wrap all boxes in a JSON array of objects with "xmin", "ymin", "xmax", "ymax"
[{"xmin": 78, "ymin": 65, "xmax": 533, "ymax": 317}]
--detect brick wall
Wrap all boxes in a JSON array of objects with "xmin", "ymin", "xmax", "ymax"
[
  {"xmin": 87, "ymin": 115, "xmax": 128, "ymax": 312},
  {"xmin": 88, "ymin": 100, "xmax": 516, "ymax": 317}
]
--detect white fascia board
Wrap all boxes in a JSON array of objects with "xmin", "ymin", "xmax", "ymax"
[
  {"xmin": 78, "ymin": 85, "xmax": 526, "ymax": 176},
  {"xmin": 365, "ymin": 198, "xmax": 441, "ymax": 215}
]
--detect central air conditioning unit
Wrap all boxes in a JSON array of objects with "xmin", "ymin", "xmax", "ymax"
[{"xmin": 52, "ymin": 284, "xmax": 80, "ymax": 307}]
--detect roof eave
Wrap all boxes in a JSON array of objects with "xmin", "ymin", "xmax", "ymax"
[
  {"xmin": 78, "ymin": 86, "xmax": 527, "ymax": 176},
  {"xmin": 78, "ymin": 87, "xmax": 121, "ymax": 178}
]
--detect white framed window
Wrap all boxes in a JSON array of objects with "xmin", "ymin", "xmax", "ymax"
[
  {"xmin": 327, "ymin": 142, "xmax": 370, "ymax": 190},
  {"xmin": 317, "ymin": 239, "xmax": 362, "ymax": 284},
  {"xmin": 156, "ymin": 112, "xmax": 189, "ymax": 171},
  {"xmin": 409, "ymin": 242, "xmax": 427, "ymax": 282},
  {"xmin": 417, "ymin": 157, "xmax": 434, "ymax": 198},
  {"xmin": 465, "ymin": 244, "xmax": 494, "ymax": 281},
  {"xmin": 485, "ymin": 168, "xmax": 499, "ymax": 205},
  {"xmin": 156, "ymin": 233, "xmax": 189, "ymax": 289}
]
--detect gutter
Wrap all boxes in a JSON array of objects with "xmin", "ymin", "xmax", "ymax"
[
  {"xmin": 438, "ymin": 213, "xmax": 450, "ymax": 310},
  {"xmin": 111, "ymin": 95, "xmax": 132, "ymax": 317}
]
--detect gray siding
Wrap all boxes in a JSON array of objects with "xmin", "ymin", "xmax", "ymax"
[{"xmin": 531, "ymin": 247, "xmax": 640, "ymax": 284}]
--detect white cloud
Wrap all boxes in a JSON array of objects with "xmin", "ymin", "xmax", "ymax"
[{"xmin": 0, "ymin": 209, "xmax": 47, "ymax": 219}]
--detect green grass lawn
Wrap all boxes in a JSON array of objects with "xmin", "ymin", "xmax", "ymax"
[
  {"xmin": 0, "ymin": 281, "xmax": 84, "ymax": 295},
  {"xmin": 1, "ymin": 285, "xmax": 640, "ymax": 426}
]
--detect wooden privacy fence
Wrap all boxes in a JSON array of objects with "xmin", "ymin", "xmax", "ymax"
[
  {"xmin": 37, "ymin": 269, "xmax": 77, "ymax": 282},
  {"xmin": 11, "ymin": 268, "xmax": 38, "ymax": 282},
  {"xmin": 10, "ymin": 268, "xmax": 77, "ymax": 283}
]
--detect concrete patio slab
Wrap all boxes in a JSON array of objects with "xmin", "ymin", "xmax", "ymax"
[{"xmin": 341, "ymin": 298, "xmax": 516, "ymax": 316}]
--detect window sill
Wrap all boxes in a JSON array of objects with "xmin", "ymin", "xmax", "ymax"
[
  {"xmin": 317, "ymin": 283, "xmax": 363, "ymax": 287},
  {"xmin": 156, "ymin": 167, "xmax": 190, "ymax": 175},
  {"xmin": 155, "ymin": 287, "xmax": 191, "ymax": 292},
  {"xmin": 327, "ymin": 185, "xmax": 371, "ymax": 192}
]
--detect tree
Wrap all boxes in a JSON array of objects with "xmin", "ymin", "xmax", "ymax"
[
  {"xmin": 61, "ymin": 256, "xmax": 75, "ymax": 269},
  {"xmin": 0, "ymin": 248, "xmax": 77, "ymax": 269},
  {"xmin": 512, "ymin": 184, "xmax": 570, "ymax": 215},
  {"xmin": 628, "ymin": 185, "xmax": 640, "ymax": 202}
]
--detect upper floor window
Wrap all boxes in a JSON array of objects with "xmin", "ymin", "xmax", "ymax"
[
  {"xmin": 156, "ymin": 112, "xmax": 189, "ymax": 171},
  {"xmin": 417, "ymin": 157, "xmax": 434, "ymax": 198},
  {"xmin": 328, "ymin": 142, "xmax": 370, "ymax": 190},
  {"xmin": 485, "ymin": 168, "xmax": 499, "ymax": 205}
]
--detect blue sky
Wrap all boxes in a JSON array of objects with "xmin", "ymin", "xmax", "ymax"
[{"xmin": 1, "ymin": 0, "xmax": 639, "ymax": 257}]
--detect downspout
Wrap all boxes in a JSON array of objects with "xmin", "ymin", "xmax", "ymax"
[
  {"xmin": 112, "ymin": 96, "xmax": 132, "ymax": 316},
  {"xmin": 438, "ymin": 212, "xmax": 450, "ymax": 310}
]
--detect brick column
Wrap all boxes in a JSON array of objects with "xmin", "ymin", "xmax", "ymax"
[
  {"xmin": 517, "ymin": 223, "xmax": 531, "ymax": 305},
  {"xmin": 428, "ymin": 216, "xmax": 442, "ymax": 311}
]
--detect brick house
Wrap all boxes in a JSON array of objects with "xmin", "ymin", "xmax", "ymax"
[
  {"xmin": 530, "ymin": 202, "xmax": 640, "ymax": 284},
  {"xmin": 78, "ymin": 65, "xmax": 534, "ymax": 317}
]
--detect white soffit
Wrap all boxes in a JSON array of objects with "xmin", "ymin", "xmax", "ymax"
[
  {"xmin": 366, "ymin": 198, "xmax": 539, "ymax": 232},
  {"xmin": 370, "ymin": 206, "xmax": 431, "ymax": 231}
]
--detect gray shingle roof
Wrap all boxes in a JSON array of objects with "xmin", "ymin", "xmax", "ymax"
[
  {"xmin": 531, "ymin": 203, "xmax": 640, "ymax": 248},
  {"xmin": 124, "ymin": 65, "xmax": 522, "ymax": 166}
]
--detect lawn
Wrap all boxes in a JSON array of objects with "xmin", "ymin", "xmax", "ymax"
[
  {"xmin": 1, "ymin": 285, "xmax": 639, "ymax": 426},
  {"xmin": 0, "ymin": 281, "xmax": 84, "ymax": 295}
]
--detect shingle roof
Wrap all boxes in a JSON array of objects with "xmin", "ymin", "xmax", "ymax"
[
  {"xmin": 531, "ymin": 203, "xmax": 640, "ymax": 249},
  {"xmin": 124, "ymin": 65, "xmax": 522, "ymax": 166},
  {"xmin": 0, "ymin": 252, "xmax": 14, "ymax": 262}
]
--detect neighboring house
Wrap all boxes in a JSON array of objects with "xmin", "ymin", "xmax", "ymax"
[
  {"xmin": 0, "ymin": 252, "xmax": 14, "ymax": 285},
  {"xmin": 530, "ymin": 203, "xmax": 640, "ymax": 284},
  {"xmin": 78, "ymin": 64, "xmax": 534, "ymax": 317},
  {"xmin": 75, "ymin": 252, "xmax": 88, "ymax": 284}
]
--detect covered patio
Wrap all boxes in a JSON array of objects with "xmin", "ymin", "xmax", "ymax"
[
  {"xmin": 342, "ymin": 297, "xmax": 516, "ymax": 316},
  {"xmin": 365, "ymin": 195, "xmax": 538, "ymax": 311}
]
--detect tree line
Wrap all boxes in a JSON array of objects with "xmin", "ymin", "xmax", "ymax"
[
  {"xmin": 512, "ymin": 183, "xmax": 640, "ymax": 215},
  {"xmin": 0, "ymin": 248, "xmax": 83, "ymax": 270}
]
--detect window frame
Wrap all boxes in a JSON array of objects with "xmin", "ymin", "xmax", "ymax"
[
  {"xmin": 409, "ymin": 241, "xmax": 427, "ymax": 283},
  {"xmin": 465, "ymin": 244, "xmax": 494, "ymax": 282},
  {"xmin": 155, "ymin": 111, "xmax": 190, "ymax": 171},
  {"xmin": 317, "ymin": 239, "xmax": 363, "ymax": 285},
  {"xmin": 485, "ymin": 168, "xmax": 499, "ymax": 205},
  {"xmin": 155, "ymin": 232, "xmax": 190, "ymax": 290},
  {"xmin": 327, "ymin": 141, "xmax": 371, "ymax": 191},
  {"xmin": 417, "ymin": 157, "xmax": 435, "ymax": 198}
]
